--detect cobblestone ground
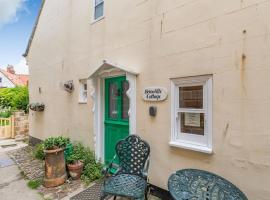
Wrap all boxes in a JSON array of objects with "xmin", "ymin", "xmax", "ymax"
[
  {"xmin": 8, "ymin": 146, "xmax": 84, "ymax": 200},
  {"xmin": 8, "ymin": 146, "xmax": 161, "ymax": 200}
]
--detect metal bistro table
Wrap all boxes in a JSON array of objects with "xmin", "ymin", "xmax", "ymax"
[{"xmin": 168, "ymin": 169, "xmax": 248, "ymax": 200}]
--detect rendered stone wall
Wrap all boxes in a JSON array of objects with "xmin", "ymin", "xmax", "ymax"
[{"xmin": 27, "ymin": 0, "xmax": 270, "ymax": 199}]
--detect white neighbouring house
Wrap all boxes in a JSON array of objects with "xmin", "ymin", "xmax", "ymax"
[{"xmin": 0, "ymin": 65, "xmax": 29, "ymax": 88}]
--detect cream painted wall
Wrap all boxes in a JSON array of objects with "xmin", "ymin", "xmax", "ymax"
[{"xmin": 27, "ymin": 0, "xmax": 270, "ymax": 198}]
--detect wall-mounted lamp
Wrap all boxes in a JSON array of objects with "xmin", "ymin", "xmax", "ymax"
[{"xmin": 149, "ymin": 106, "xmax": 157, "ymax": 117}]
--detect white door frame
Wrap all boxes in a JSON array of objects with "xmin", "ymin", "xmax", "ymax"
[{"xmin": 90, "ymin": 70, "xmax": 137, "ymax": 162}]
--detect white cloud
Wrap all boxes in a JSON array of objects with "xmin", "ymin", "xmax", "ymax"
[
  {"xmin": 14, "ymin": 57, "xmax": 29, "ymax": 74},
  {"xmin": 0, "ymin": 0, "xmax": 26, "ymax": 27}
]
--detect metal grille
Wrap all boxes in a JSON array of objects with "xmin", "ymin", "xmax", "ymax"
[{"xmin": 70, "ymin": 182, "xmax": 104, "ymax": 200}]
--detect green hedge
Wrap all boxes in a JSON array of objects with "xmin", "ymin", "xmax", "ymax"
[{"xmin": 0, "ymin": 87, "xmax": 29, "ymax": 113}]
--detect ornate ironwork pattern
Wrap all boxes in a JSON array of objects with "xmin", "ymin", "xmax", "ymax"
[
  {"xmin": 103, "ymin": 174, "xmax": 147, "ymax": 199},
  {"xmin": 101, "ymin": 135, "xmax": 150, "ymax": 200},
  {"xmin": 168, "ymin": 169, "xmax": 248, "ymax": 200},
  {"xmin": 116, "ymin": 135, "xmax": 150, "ymax": 177}
]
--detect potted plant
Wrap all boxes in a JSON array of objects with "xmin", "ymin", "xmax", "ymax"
[
  {"xmin": 29, "ymin": 103, "xmax": 45, "ymax": 112},
  {"xmin": 66, "ymin": 153, "xmax": 84, "ymax": 180},
  {"xmin": 43, "ymin": 136, "xmax": 70, "ymax": 188}
]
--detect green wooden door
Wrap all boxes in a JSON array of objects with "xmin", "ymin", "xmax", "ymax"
[{"xmin": 104, "ymin": 76, "xmax": 129, "ymax": 164}]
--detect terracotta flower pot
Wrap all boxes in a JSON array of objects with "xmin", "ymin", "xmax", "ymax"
[
  {"xmin": 43, "ymin": 148, "xmax": 67, "ymax": 188},
  {"xmin": 67, "ymin": 161, "xmax": 84, "ymax": 180}
]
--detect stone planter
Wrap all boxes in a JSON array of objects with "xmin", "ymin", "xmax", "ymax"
[
  {"xmin": 67, "ymin": 161, "xmax": 84, "ymax": 180},
  {"xmin": 43, "ymin": 148, "xmax": 67, "ymax": 188}
]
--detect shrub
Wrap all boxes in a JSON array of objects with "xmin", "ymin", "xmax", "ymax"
[
  {"xmin": 0, "ymin": 107, "xmax": 12, "ymax": 118},
  {"xmin": 33, "ymin": 143, "xmax": 45, "ymax": 160},
  {"xmin": 0, "ymin": 87, "xmax": 29, "ymax": 112},
  {"xmin": 43, "ymin": 136, "xmax": 70, "ymax": 150},
  {"xmin": 27, "ymin": 179, "xmax": 42, "ymax": 189},
  {"xmin": 81, "ymin": 162, "xmax": 103, "ymax": 184},
  {"xmin": 66, "ymin": 142, "xmax": 103, "ymax": 184}
]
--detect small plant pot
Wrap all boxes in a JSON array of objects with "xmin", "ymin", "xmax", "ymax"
[
  {"xmin": 43, "ymin": 148, "xmax": 67, "ymax": 188},
  {"xmin": 67, "ymin": 161, "xmax": 84, "ymax": 180}
]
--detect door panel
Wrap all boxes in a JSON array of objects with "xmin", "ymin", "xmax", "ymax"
[{"xmin": 104, "ymin": 76, "xmax": 129, "ymax": 164}]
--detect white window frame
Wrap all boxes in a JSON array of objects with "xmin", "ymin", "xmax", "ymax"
[
  {"xmin": 170, "ymin": 75, "xmax": 213, "ymax": 154},
  {"xmin": 79, "ymin": 79, "xmax": 88, "ymax": 104},
  {"xmin": 92, "ymin": 0, "xmax": 104, "ymax": 23}
]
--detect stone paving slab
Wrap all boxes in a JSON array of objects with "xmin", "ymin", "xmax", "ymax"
[
  {"xmin": 0, "ymin": 157, "xmax": 14, "ymax": 168},
  {"xmin": 0, "ymin": 145, "xmax": 41, "ymax": 200}
]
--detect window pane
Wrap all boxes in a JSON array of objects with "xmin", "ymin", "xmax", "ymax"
[
  {"xmin": 180, "ymin": 112, "xmax": 204, "ymax": 135},
  {"xmin": 122, "ymin": 80, "xmax": 129, "ymax": 120},
  {"xmin": 83, "ymin": 83, "xmax": 87, "ymax": 90},
  {"xmin": 179, "ymin": 86, "xmax": 203, "ymax": 109},
  {"xmin": 109, "ymin": 82, "xmax": 118, "ymax": 119},
  {"xmin": 95, "ymin": 0, "xmax": 103, "ymax": 6},
  {"xmin": 95, "ymin": 2, "xmax": 104, "ymax": 19}
]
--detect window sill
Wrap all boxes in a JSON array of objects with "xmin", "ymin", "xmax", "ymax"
[
  {"xmin": 91, "ymin": 16, "xmax": 105, "ymax": 25},
  {"xmin": 169, "ymin": 141, "xmax": 213, "ymax": 154}
]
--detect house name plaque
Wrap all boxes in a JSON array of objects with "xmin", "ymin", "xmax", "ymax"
[{"xmin": 143, "ymin": 87, "xmax": 168, "ymax": 102}]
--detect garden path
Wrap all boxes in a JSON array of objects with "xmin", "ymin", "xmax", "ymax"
[{"xmin": 0, "ymin": 139, "xmax": 41, "ymax": 200}]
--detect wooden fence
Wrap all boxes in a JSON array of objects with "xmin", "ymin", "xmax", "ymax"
[{"xmin": 0, "ymin": 117, "xmax": 14, "ymax": 139}]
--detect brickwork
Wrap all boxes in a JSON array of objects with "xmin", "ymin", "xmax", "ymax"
[{"xmin": 13, "ymin": 111, "xmax": 29, "ymax": 137}]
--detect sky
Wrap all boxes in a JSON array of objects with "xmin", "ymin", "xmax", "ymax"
[{"xmin": 0, "ymin": 0, "xmax": 42, "ymax": 75}]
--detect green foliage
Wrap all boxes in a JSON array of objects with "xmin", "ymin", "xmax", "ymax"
[
  {"xmin": 0, "ymin": 87, "xmax": 29, "ymax": 112},
  {"xmin": 66, "ymin": 142, "xmax": 103, "ymax": 184},
  {"xmin": 43, "ymin": 136, "xmax": 70, "ymax": 150},
  {"xmin": 81, "ymin": 162, "xmax": 103, "ymax": 185},
  {"xmin": 27, "ymin": 179, "xmax": 42, "ymax": 189},
  {"xmin": 0, "ymin": 107, "xmax": 12, "ymax": 118},
  {"xmin": 34, "ymin": 143, "xmax": 45, "ymax": 160}
]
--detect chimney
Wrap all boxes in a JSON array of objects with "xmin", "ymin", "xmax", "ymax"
[{"xmin": 7, "ymin": 65, "xmax": 15, "ymax": 74}]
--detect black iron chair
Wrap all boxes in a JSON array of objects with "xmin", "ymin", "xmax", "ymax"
[{"xmin": 101, "ymin": 135, "xmax": 151, "ymax": 200}]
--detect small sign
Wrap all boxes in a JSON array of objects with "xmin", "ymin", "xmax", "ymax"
[
  {"xmin": 143, "ymin": 87, "xmax": 168, "ymax": 102},
  {"xmin": 184, "ymin": 113, "xmax": 201, "ymax": 127}
]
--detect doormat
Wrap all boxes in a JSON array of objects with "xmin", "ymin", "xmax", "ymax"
[
  {"xmin": 0, "ymin": 158, "xmax": 14, "ymax": 168},
  {"xmin": 70, "ymin": 181, "xmax": 105, "ymax": 200}
]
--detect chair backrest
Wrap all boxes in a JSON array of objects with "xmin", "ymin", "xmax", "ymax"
[
  {"xmin": 115, "ymin": 135, "xmax": 150, "ymax": 177},
  {"xmin": 168, "ymin": 169, "xmax": 248, "ymax": 200}
]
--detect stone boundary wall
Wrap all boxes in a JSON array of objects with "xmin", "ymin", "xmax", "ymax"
[{"xmin": 13, "ymin": 111, "xmax": 29, "ymax": 137}]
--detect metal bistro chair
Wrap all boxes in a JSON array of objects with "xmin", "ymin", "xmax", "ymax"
[
  {"xmin": 101, "ymin": 135, "xmax": 151, "ymax": 200},
  {"xmin": 168, "ymin": 169, "xmax": 248, "ymax": 200}
]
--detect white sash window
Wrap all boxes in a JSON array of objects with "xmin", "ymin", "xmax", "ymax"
[{"xmin": 170, "ymin": 75, "xmax": 213, "ymax": 154}]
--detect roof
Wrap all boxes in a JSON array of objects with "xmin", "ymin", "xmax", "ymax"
[
  {"xmin": 0, "ymin": 69, "xmax": 29, "ymax": 86},
  {"xmin": 88, "ymin": 60, "xmax": 139, "ymax": 79},
  {"xmin": 23, "ymin": 0, "xmax": 46, "ymax": 57}
]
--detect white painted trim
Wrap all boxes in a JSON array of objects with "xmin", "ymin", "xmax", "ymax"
[
  {"xmin": 90, "ymin": 69, "xmax": 137, "ymax": 161},
  {"xmin": 170, "ymin": 75, "xmax": 213, "ymax": 154},
  {"xmin": 169, "ymin": 141, "xmax": 212, "ymax": 154},
  {"xmin": 126, "ymin": 73, "xmax": 136, "ymax": 135},
  {"xmin": 91, "ymin": 0, "xmax": 104, "ymax": 24}
]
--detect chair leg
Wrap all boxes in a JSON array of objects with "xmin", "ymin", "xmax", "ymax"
[{"xmin": 145, "ymin": 184, "xmax": 150, "ymax": 200}]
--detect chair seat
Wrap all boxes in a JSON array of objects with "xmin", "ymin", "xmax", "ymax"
[{"xmin": 103, "ymin": 174, "xmax": 147, "ymax": 198}]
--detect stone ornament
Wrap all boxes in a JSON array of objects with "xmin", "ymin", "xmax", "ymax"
[{"xmin": 63, "ymin": 80, "xmax": 74, "ymax": 93}]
